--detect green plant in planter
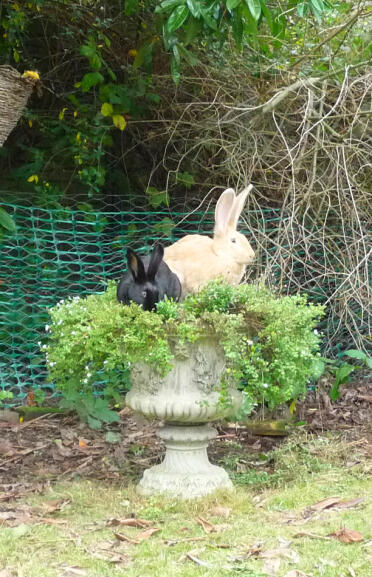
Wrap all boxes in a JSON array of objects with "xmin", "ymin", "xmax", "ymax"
[{"xmin": 44, "ymin": 280, "xmax": 324, "ymax": 426}]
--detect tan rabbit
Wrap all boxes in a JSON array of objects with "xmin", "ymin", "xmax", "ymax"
[{"xmin": 164, "ymin": 185, "xmax": 255, "ymax": 295}]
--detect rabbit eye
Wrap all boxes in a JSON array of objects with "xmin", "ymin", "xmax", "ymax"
[{"xmin": 231, "ymin": 238, "xmax": 237, "ymax": 244}]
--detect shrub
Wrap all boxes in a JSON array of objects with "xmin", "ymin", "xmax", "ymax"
[{"xmin": 45, "ymin": 280, "xmax": 325, "ymax": 415}]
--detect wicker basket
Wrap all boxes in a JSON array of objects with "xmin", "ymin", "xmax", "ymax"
[{"xmin": 0, "ymin": 66, "xmax": 38, "ymax": 147}]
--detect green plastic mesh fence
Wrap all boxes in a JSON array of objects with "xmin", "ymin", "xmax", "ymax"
[
  {"xmin": 1, "ymin": 200, "xmax": 370, "ymax": 406},
  {"xmin": 0, "ymin": 201, "xmax": 282, "ymax": 405}
]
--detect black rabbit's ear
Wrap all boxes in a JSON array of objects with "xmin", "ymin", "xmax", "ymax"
[
  {"xmin": 127, "ymin": 248, "xmax": 146, "ymax": 283},
  {"xmin": 147, "ymin": 244, "xmax": 164, "ymax": 281}
]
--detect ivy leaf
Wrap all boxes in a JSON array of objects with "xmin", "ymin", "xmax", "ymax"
[
  {"xmin": 146, "ymin": 187, "xmax": 169, "ymax": 208},
  {"xmin": 0, "ymin": 207, "xmax": 16, "ymax": 232},
  {"xmin": 112, "ymin": 115, "xmax": 127, "ymax": 131},
  {"xmin": 227, "ymin": 0, "xmax": 241, "ymax": 10},
  {"xmin": 101, "ymin": 102, "xmax": 114, "ymax": 117},
  {"xmin": 167, "ymin": 5, "xmax": 189, "ymax": 33},
  {"xmin": 80, "ymin": 72, "xmax": 104, "ymax": 92},
  {"xmin": 153, "ymin": 218, "xmax": 175, "ymax": 236},
  {"xmin": 176, "ymin": 171, "xmax": 195, "ymax": 188},
  {"xmin": 245, "ymin": 0, "xmax": 261, "ymax": 21}
]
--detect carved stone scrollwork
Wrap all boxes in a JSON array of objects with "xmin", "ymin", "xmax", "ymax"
[{"xmin": 125, "ymin": 335, "xmax": 242, "ymax": 498}]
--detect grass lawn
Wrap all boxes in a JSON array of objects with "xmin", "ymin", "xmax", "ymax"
[{"xmin": 0, "ymin": 432, "xmax": 371, "ymax": 577}]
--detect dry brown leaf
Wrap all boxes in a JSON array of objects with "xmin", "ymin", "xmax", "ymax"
[
  {"xmin": 334, "ymin": 498, "xmax": 365, "ymax": 510},
  {"xmin": 196, "ymin": 516, "xmax": 216, "ymax": 533},
  {"xmin": 209, "ymin": 506, "xmax": 231, "ymax": 518},
  {"xmin": 78, "ymin": 439, "xmax": 88, "ymax": 450},
  {"xmin": 114, "ymin": 527, "xmax": 160, "ymax": 544},
  {"xmin": 37, "ymin": 498, "xmax": 70, "ymax": 515},
  {"xmin": 308, "ymin": 497, "xmax": 342, "ymax": 512},
  {"xmin": 260, "ymin": 548, "xmax": 300, "ymax": 563},
  {"xmin": 195, "ymin": 516, "xmax": 226, "ymax": 534},
  {"xmin": 328, "ymin": 528, "xmax": 363, "ymax": 543},
  {"xmin": 107, "ymin": 517, "xmax": 153, "ymax": 528},
  {"xmin": 136, "ymin": 527, "xmax": 161, "ymax": 541},
  {"xmin": 114, "ymin": 532, "xmax": 139, "ymax": 545}
]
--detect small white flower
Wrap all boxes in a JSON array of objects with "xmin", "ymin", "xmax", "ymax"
[
  {"xmin": 83, "ymin": 378, "xmax": 88, "ymax": 384},
  {"xmin": 314, "ymin": 329, "xmax": 319, "ymax": 335},
  {"xmin": 61, "ymin": 332, "xmax": 64, "ymax": 336},
  {"xmin": 262, "ymin": 383, "xmax": 269, "ymax": 389},
  {"xmin": 87, "ymin": 372, "xmax": 91, "ymax": 378},
  {"xmin": 42, "ymin": 344, "xmax": 47, "ymax": 350},
  {"xmin": 45, "ymin": 325, "xmax": 50, "ymax": 332},
  {"xmin": 247, "ymin": 340, "xmax": 253, "ymax": 346},
  {"xmin": 103, "ymin": 360, "xmax": 108, "ymax": 365},
  {"xmin": 71, "ymin": 331, "xmax": 76, "ymax": 335},
  {"xmin": 38, "ymin": 341, "xmax": 41, "ymax": 347},
  {"xmin": 58, "ymin": 319, "xmax": 63, "ymax": 325},
  {"xmin": 128, "ymin": 362, "xmax": 131, "ymax": 367},
  {"xmin": 83, "ymin": 308, "xmax": 87, "ymax": 312},
  {"xmin": 87, "ymin": 326, "xmax": 91, "ymax": 331}
]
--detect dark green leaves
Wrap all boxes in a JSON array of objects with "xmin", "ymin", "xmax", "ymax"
[
  {"xmin": 167, "ymin": 5, "xmax": 189, "ymax": 33},
  {"xmin": 245, "ymin": 0, "xmax": 261, "ymax": 21},
  {"xmin": 0, "ymin": 207, "xmax": 16, "ymax": 232},
  {"xmin": 186, "ymin": 0, "xmax": 201, "ymax": 18}
]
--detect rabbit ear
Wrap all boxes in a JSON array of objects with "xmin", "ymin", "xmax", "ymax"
[
  {"xmin": 147, "ymin": 243, "xmax": 164, "ymax": 281},
  {"xmin": 127, "ymin": 248, "xmax": 146, "ymax": 283},
  {"xmin": 214, "ymin": 188, "xmax": 236, "ymax": 235},
  {"xmin": 227, "ymin": 184, "xmax": 253, "ymax": 231}
]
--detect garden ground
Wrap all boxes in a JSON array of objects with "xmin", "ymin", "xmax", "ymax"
[{"xmin": 0, "ymin": 375, "xmax": 371, "ymax": 577}]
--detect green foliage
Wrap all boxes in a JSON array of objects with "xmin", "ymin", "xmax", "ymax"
[
  {"xmin": 315, "ymin": 348, "xmax": 371, "ymax": 401},
  {"xmin": 0, "ymin": 1, "xmax": 367, "ymax": 209},
  {"xmin": 45, "ymin": 280, "xmax": 324, "ymax": 418}
]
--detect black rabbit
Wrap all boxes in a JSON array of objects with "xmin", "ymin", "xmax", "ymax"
[{"xmin": 117, "ymin": 244, "xmax": 181, "ymax": 311}]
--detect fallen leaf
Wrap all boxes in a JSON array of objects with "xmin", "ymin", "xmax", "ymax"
[
  {"xmin": 114, "ymin": 527, "xmax": 160, "ymax": 544},
  {"xmin": 136, "ymin": 527, "xmax": 161, "ymax": 541},
  {"xmin": 186, "ymin": 553, "xmax": 214, "ymax": 568},
  {"xmin": 209, "ymin": 506, "xmax": 231, "ymax": 518},
  {"xmin": 307, "ymin": 497, "xmax": 342, "ymax": 512},
  {"xmin": 196, "ymin": 516, "xmax": 227, "ymax": 534},
  {"xmin": 86, "ymin": 540, "xmax": 130, "ymax": 565},
  {"xmin": 328, "ymin": 528, "xmax": 363, "ymax": 543},
  {"xmin": 107, "ymin": 518, "xmax": 153, "ymax": 528},
  {"xmin": 78, "ymin": 439, "xmax": 88, "ymax": 450},
  {"xmin": 37, "ymin": 498, "xmax": 70, "ymax": 515},
  {"xmin": 334, "ymin": 498, "xmax": 365, "ymax": 509}
]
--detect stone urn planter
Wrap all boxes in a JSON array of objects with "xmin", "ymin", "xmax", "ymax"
[{"xmin": 126, "ymin": 335, "xmax": 242, "ymax": 498}]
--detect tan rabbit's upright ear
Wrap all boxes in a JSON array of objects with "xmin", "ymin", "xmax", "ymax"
[
  {"xmin": 227, "ymin": 184, "xmax": 253, "ymax": 231},
  {"xmin": 214, "ymin": 188, "xmax": 236, "ymax": 235}
]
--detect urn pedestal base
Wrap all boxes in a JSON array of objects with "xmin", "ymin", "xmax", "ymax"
[{"xmin": 137, "ymin": 423, "xmax": 233, "ymax": 499}]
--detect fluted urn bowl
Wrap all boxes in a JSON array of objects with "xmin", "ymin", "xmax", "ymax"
[{"xmin": 126, "ymin": 335, "xmax": 242, "ymax": 498}]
